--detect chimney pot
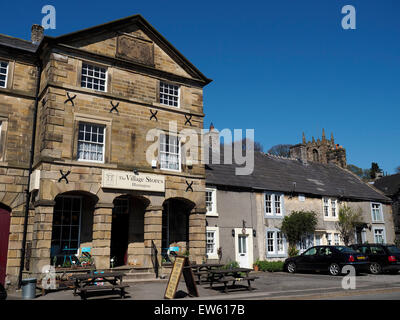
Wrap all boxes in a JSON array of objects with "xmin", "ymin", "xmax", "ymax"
[{"xmin": 31, "ymin": 24, "xmax": 44, "ymax": 44}]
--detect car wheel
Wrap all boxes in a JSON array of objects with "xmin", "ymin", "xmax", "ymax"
[
  {"xmin": 329, "ymin": 263, "xmax": 341, "ymax": 276},
  {"xmin": 369, "ymin": 263, "xmax": 382, "ymax": 275},
  {"xmin": 287, "ymin": 262, "xmax": 296, "ymax": 273}
]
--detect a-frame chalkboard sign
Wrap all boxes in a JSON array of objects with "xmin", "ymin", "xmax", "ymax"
[{"xmin": 164, "ymin": 256, "xmax": 199, "ymax": 299}]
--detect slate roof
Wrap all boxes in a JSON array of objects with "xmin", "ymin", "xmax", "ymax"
[
  {"xmin": 0, "ymin": 34, "xmax": 38, "ymax": 53},
  {"xmin": 206, "ymin": 151, "xmax": 390, "ymax": 203},
  {"xmin": 374, "ymin": 174, "xmax": 400, "ymax": 196}
]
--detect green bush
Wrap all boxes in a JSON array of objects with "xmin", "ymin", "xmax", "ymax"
[{"xmin": 256, "ymin": 261, "xmax": 284, "ymax": 272}]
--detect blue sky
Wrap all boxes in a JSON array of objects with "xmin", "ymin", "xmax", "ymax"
[{"xmin": 1, "ymin": 0, "xmax": 399, "ymax": 173}]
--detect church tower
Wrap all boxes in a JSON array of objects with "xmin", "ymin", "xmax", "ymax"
[{"xmin": 289, "ymin": 129, "xmax": 347, "ymax": 168}]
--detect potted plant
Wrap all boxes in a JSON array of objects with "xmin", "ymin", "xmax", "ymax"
[{"xmin": 253, "ymin": 259, "xmax": 260, "ymax": 271}]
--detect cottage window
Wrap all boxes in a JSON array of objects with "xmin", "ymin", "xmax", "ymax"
[
  {"xmin": 160, "ymin": 134, "xmax": 180, "ymax": 171},
  {"xmin": 371, "ymin": 203, "xmax": 383, "ymax": 222},
  {"xmin": 322, "ymin": 198, "xmax": 338, "ymax": 220},
  {"xmin": 373, "ymin": 228, "xmax": 385, "ymax": 244},
  {"xmin": 0, "ymin": 61, "xmax": 8, "ymax": 88},
  {"xmin": 334, "ymin": 233, "xmax": 340, "ymax": 245},
  {"xmin": 205, "ymin": 188, "xmax": 218, "ymax": 216},
  {"xmin": 264, "ymin": 193, "xmax": 284, "ymax": 217},
  {"xmin": 77, "ymin": 122, "xmax": 105, "ymax": 163},
  {"xmin": 81, "ymin": 63, "xmax": 107, "ymax": 92},
  {"xmin": 159, "ymin": 81, "xmax": 179, "ymax": 107},
  {"xmin": 266, "ymin": 229, "xmax": 286, "ymax": 257},
  {"xmin": 206, "ymin": 227, "xmax": 219, "ymax": 259},
  {"xmin": 326, "ymin": 233, "xmax": 332, "ymax": 245}
]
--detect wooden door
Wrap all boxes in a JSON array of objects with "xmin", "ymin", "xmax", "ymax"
[{"xmin": 0, "ymin": 208, "xmax": 11, "ymax": 286}]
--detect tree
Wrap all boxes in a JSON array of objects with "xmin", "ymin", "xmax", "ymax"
[
  {"xmin": 370, "ymin": 162, "xmax": 382, "ymax": 179},
  {"xmin": 335, "ymin": 205, "xmax": 364, "ymax": 246},
  {"xmin": 280, "ymin": 211, "xmax": 318, "ymax": 255},
  {"xmin": 396, "ymin": 166, "xmax": 400, "ymax": 174},
  {"xmin": 267, "ymin": 144, "xmax": 293, "ymax": 157},
  {"xmin": 347, "ymin": 164, "xmax": 364, "ymax": 178}
]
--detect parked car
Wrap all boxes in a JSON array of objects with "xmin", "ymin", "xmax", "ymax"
[
  {"xmin": 284, "ymin": 245, "xmax": 369, "ymax": 276},
  {"xmin": 350, "ymin": 243, "xmax": 400, "ymax": 274}
]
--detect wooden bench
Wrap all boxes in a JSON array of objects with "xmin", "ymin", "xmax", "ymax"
[
  {"xmin": 218, "ymin": 276, "xmax": 259, "ymax": 293},
  {"xmin": 77, "ymin": 284, "xmax": 129, "ymax": 300}
]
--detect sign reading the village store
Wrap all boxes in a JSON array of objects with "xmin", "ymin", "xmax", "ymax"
[{"xmin": 101, "ymin": 169, "xmax": 165, "ymax": 192}]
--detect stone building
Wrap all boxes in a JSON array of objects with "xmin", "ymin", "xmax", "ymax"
[
  {"xmin": 290, "ymin": 130, "xmax": 347, "ymax": 168},
  {"xmin": 204, "ymin": 131, "xmax": 394, "ymax": 267},
  {"xmin": 374, "ymin": 174, "xmax": 400, "ymax": 242},
  {"xmin": 0, "ymin": 14, "xmax": 212, "ymax": 288}
]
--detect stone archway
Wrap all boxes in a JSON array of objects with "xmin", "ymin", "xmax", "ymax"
[
  {"xmin": 110, "ymin": 195, "xmax": 150, "ymax": 267},
  {"xmin": 50, "ymin": 191, "xmax": 98, "ymax": 267},
  {"xmin": 162, "ymin": 198, "xmax": 195, "ymax": 261}
]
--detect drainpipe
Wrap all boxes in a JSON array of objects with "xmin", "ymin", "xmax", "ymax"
[{"xmin": 17, "ymin": 60, "xmax": 42, "ymax": 289}]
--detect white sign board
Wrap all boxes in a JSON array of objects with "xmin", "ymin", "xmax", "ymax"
[
  {"xmin": 101, "ymin": 169, "xmax": 165, "ymax": 192},
  {"xmin": 29, "ymin": 170, "xmax": 41, "ymax": 192}
]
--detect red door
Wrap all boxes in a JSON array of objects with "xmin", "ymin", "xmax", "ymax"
[{"xmin": 0, "ymin": 208, "xmax": 11, "ymax": 286}]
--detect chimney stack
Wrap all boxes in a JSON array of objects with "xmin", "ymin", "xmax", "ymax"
[{"xmin": 31, "ymin": 24, "xmax": 44, "ymax": 44}]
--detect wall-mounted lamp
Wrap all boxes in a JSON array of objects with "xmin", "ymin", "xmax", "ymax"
[
  {"xmin": 151, "ymin": 160, "xmax": 158, "ymax": 169},
  {"xmin": 133, "ymin": 168, "xmax": 139, "ymax": 175},
  {"xmin": 186, "ymin": 159, "xmax": 193, "ymax": 169},
  {"xmin": 253, "ymin": 229, "xmax": 256, "ymax": 237},
  {"xmin": 231, "ymin": 229, "xmax": 235, "ymax": 237}
]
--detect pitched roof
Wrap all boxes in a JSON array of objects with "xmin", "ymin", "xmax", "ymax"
[
  {"xmin": 206, "ymin": 151, "xmax": 390, "ymax": 202},
  {"xmin": 46, "ymin": 14, "xmax": 212, "ymax": 85},
  {"xmin": 0, "ymin": 34, "xmax": 38, "ymax": 53},
  {"xmin": 374, "ymin": 174, "xmax": 400, "ymax": 196}
]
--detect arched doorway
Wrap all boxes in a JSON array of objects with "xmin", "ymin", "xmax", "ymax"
[
  {"xmin": 110, "ymin": 195, "xmax": 148, "ymax": 267},
  {"xmin": 50, "ymin": 192, "xmax": 97, "ymax": 267},
  {"xmin": 162, "ymin": 198, "xmax": 195, "ymax": 261},
  {"xmin": 0, "ymin": 204, "xmax": 11, "ymax": 286},
  {"xmin": 313, "ymin": 149, "xmax": 319, "ymax": 162}
]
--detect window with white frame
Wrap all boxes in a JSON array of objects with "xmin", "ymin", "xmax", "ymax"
[
  {"xmin": 334, "ymin": 233, "xmax": 340, "ymax": 245},
  {"xmin": 159, "ymin": 81, "xmax": 179, "ymax": 107},
  {"xmin": 373, "ymin": 228, "xmax": 385, "ymax": 244},
  {"xmin": 264, "ymin": 193, "xmax": 284, "ymax": 217},
  {"xmin": 160, "ymin": 134, "xmax": 180, "ymax": 171},
  {"xmin": 206, "ymin": 227, "xmax": 219, "ymax": 259},
  {"xmin": 81, "ymin": 63, "xmax": 107, "ymax": 92},
  {"xmin": 322, "ymin": 197, "xmax": 338, "ymax": 219},
  {"xmin": 371, "ymin": 203, "xmax": 383, "ymax": 222},
  {"xmin": 0, "ymin": 61, "xmax": 9, "ymax": 88},
  {"xmin": 205, "ymin": 188, "xmax": 217, "ymax": 216},
  {"xmin": 77, "ymin": 122, "xmax": 105, "ymax": 163},
  {"xmin": 326, "ymin": 233, "xmax": 332, "ymax": 245},
  {"xmin": 266, "ymin": 229, "xmax": 286, "ymax": 257}
]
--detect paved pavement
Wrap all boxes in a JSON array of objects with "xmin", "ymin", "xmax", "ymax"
[{"xmin": 7, "ymin": 271, "xmax": 400, "ymax": 300}]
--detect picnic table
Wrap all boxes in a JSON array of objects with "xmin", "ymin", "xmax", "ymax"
[
  {"xmin": 189, "ymin": 263, "xmax": 224, "ymax": 284},
  {"xmin": 70, "ymin": 271, "xmax": 128, "ymax": 300},
  {"xmin": 209, "ymin": 268, "xmax": 258, "ymax": 293}
]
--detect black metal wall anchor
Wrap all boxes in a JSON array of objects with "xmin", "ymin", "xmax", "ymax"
[
  {"xmin": 58, "ymin": 170, "xmax": 71, "ymax": 184},
  {"xmin": 150, "ymin": 109, "xmax": 158, "ymax": 121},
  {"xmin": 184, "ymin": 114, "xmax": 193, "ymax": 126},
  {"xmin": 64, "ymin": 92, "xmax": 77, "ymax": 107},
  {"xmin": 110, "ymin": 101, "xmax": 119, "ymax": 113},
  {"xmin": 185, "ymin": 181, "xmax": 194, "ymax": 192},
  {"xmin": 41, "ymin": 98, "xmax": 47, "ymax": 107}
]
